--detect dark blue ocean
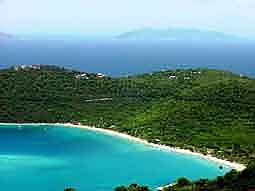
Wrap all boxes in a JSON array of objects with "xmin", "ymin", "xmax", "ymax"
[{"xmin": 0, "ymin": 39, "xmax": 255, "ymax": 77}]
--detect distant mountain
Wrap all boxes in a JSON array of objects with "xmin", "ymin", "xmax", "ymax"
[
  {"xmin": 0, "ymin": 32, "xmax": 12, "ymax": 40},
  {"xmin": 117, "ymin": 28, "xmax": 243, "ymax": 41}
]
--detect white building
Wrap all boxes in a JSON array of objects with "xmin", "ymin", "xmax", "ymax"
[
  {"xmin": 169, "ymin": 75, "xmax": 177, "ymax": 79},
  {"xmin": 14, "ymin": 65, "xmax": 41, "ymax": 71},
  {"xmin": 97, "ymin": 73, "xmax": 105, "ymax": 78},
  {"xmin": 75, "ymin": 73, "xmax": 89, "ymax": 80}
]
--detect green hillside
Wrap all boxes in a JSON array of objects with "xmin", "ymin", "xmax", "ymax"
[
  {"xmin": 114, "ymin": 161, "xmax": 255, "ymax": 191},
  {"xmin": 161, "ymin": 161, "xmax": 255, "ymax": 191},
  {"xmin": 0, "ymin": 65, "xmax": 254, "ymax": 163}
]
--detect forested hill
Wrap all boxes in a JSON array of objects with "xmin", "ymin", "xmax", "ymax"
[{"xmin": 0, "ymin": 65, "xmax": 255, "ymax": 163}]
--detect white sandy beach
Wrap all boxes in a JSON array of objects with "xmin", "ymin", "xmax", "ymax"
[
  {"xmin": 0, "ymin": 122, "xmax": 246, "ymax": 172},
  {"xmin": 59, "ymin": 123, "xmax": 246, "ymax": 172}
]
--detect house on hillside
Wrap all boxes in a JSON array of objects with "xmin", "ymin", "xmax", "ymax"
[
  {"xmin": 75, "ymin": 73, "xmax": 89, "ymax": 80},
  {"xmin": 169, "ymin": 75, "xmax": 177, "ymax": 79},
  {"xmin": 97, "ymin": 73, "xmax": 105, "ymax": 78},
  {"xmin": 31, "ymin": 65, "xmax": 41, "ymax": 70},
  {"xmin": 192, "ymin": 71, "xmax": 201, "ymax": 75},
  {"xmin": 14, "ymin": 65, "xmax": 41, "ymax": 71},
  {"xmin": 72, "ymin": 121, "xmax": 81, "ymax": 125},
  {"xmin": 109, "ymin": 125, "xmax": 116, "ymax": 129}
]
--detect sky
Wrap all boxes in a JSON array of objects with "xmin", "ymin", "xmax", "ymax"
[{"xmin": 0, "ymin": 0, "xmax": 255, "ymax": 38}]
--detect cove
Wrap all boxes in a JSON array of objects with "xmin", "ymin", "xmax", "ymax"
[{"xmin": 0, "ymin": 124, "xmax": 230, "ymax": 191}]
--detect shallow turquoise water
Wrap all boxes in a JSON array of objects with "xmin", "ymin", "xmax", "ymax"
[{"xmin": 0, "ymin": 124, "xmax": 230, "ymax": 191}]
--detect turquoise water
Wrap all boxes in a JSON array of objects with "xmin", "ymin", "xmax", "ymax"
[{"xmin": 0, "ymin": 124, "xmax": 230, "ymax": 191}]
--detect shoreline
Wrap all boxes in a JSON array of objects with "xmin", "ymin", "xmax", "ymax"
[
  {"xmin": 0, "ymin": 122, "xmax": 246, "ymax": 172},
  {"xmin": 63, "ymin": 123, "xmax": 246, "ymax": 172}
]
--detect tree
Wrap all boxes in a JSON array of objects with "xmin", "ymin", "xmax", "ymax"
[
  {"xmin": 115, "ymin": 186, "xmax": 128, "ymax": 191},
  {"xmin": 64, "ymin": 188, "xmax": 76, "ymax": 191},
  {"xmin": 177, "ymin": 177, "xmax": 191, "ymax": 186},
  {"xmin": 216, "ymin": 176, "xmax": 224, "ymax": 189},
  {"xmin": 114, "ymin": 184, "xmax": 149, "ymax": 191}
]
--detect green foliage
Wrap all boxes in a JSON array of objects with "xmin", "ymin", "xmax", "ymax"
[
  {"xmin": 114, "ymin": 184, "xmax": 149, "ymax": 191},
  {"xmin": 115, "ymin": 186, "xmax": 128, "ymax": 191},
  {"xmin": 0, "ymin": 66, "xmax": 255, "ymax": 164},
  {"xmin": 115, "ymin": 164, "xmax": 255, "ymax": 191},
  {"xmin": 177, "ymin": 177, "xmax": 191, "ymax": 187},
  {"xmin": 1, "ymin": 66, "xmax": 255, "ymax": 191},
  {"xmin": 169, "ymin": 162, "xmax": 255, "ymax": 191},
  {"xmin": 64, "ymin": 188, "xmax": 76, "ymax": 191}
]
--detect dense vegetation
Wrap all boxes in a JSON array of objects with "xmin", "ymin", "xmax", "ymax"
[
  {"xmin": 63, "ymin": 183, "xmax": 149, "ymax": 191},
  {"xmin": 173, "ymin": 161, "xmax": 255, "ymax": 191},
  {"xmin": 0, "ymin": 65, "xmax": 255, "ymax": 165},
  {"xmin": 114, "ymin": 184, "xmax": 149, "ymax": 191},
  {"xmin": 64, "ymin": 162, "xmax": 255, "ymax": 191},
  {"xmin": 126, "ymin": 161, "xmax": 255, "ymax": 191}
]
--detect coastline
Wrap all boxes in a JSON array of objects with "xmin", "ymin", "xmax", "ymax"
[
  {"xmin": 0, "ymin": 122, "xmax": 246, "ymax": 172},
  {"xmin": 62, "ymin": 123, "xmax": 246, "ymax": 172}
]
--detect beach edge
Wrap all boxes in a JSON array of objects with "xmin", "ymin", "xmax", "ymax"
[{"xmin": 0, "ymin": 122, "xmax": 246, "ymax": 172}]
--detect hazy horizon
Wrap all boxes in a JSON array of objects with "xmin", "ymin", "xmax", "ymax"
[
  {"xmin": 3, "ymin": 27, "xmax": 254, "ymax": 42},
  {"xmin": 1, "ymin": 0, "xmax": 255, "ymax": 38}
]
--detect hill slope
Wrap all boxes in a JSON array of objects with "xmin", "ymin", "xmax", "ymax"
[{"xmin": 0, "ymin": 65, "xmax": 254, "ymax": 163}]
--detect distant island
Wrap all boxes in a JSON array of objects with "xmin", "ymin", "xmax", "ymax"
[
  {"xmin": 117, "ymin": 27, "xmax": 243, "ymax": 41},
  {"xmin": 0, "ymin": 32, "xmax": 12, "ymax": 40}
]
